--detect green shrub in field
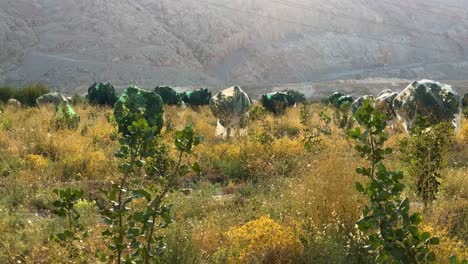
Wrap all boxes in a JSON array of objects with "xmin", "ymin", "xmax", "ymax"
[
  {"xmin": 51, "ymin": 188, "xmax": 92, "ymax": 260},
  {"xmin": 260, "ymin": 92, "xmax": 291, "ymax": 115},
  {"xmin": 113, "ymin": 86, "xmax": 164, "ymax": 136},
  {"xmin": 301, "ymin": 104, "xmax": 331, "ymax": 152},
  {"xmin": 283, "ymin": 89, "xmax": 307, "ymax": 105},
  {"xmin": 15, "ymin": 84, "xmax": 50, "ymax": 106},
  {"xmin": 0, "ymin": 84, "xmax": 50, "ymax": 106},
  {"xmin": 400, "ymin": 116, "xmax": 454, "ymax": 209},
  {"xmin": 349, "ymin": 100, "xmax": 439, "ymax": 263},
  {"xmin": 181, "ymin": 88, "xmax": 211, "ymax": 106},
  {"xmin": 154, "ymin": 86, "xmax": 182, "ymax": 105},
  {"xmin": 0, "ymin": 157, "xmax": 24, "ymax": 177},
  {"xmin": 99, "ymin": 119, "xmax": 201, "ymax": 263},
  {"xmin": 87, "ymin": 83, "xmax": 118, "ymax": 106},
  {"xmin": 54, "ymin": 102, "xmax": 80, "ymax": 130},
  {"xmin": 0, "ymin": 86, "xmax": 15, "ymax": 103},
  {"xmin": 333, "ymin": 103, "xmax": 354, "ymax": 131},
  {"xmin": 52, "ymin": 188, "xmax": 87, "ymax": 242}
]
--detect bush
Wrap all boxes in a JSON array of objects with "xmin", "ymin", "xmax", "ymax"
[
  {"xmin": 283, "ymin": 89, "xmax": 307, "ymax": 104},
  {"xmin": 154, "ymin": 86, "xmax": 181, "ymax": 105},
  {"xmin": 15, "ymin": 84, "xmax": 50, "ymax": 106},
  {"xmin": 54, "ymin": 102, "xmax": 80, "ymax": 130},
  {"xmin": 400, "ymin": 117, "xmax": 454, "ymax": 208},
  {"xmin": 422, "ymin": 224, "xmax": 468, "ymax": 263},
  {"xmin": 0, "ymin": 86, "xmax": 15, "ymax": 103},
  {"xmin": 260, "ymin": 92, "xmax": 290, "ymax": 115},
  {"xmin": 0, "ymin": 84, "xmax": 50, "ymax": 106},
  {"xmin": 349, "ymin": 100, "xmax": 439, "ymax": 263},
  {"xmin": 223, "ymin": 216, "xmax": 303, "ymax": 264},
  {"xmin": 181, "ymin": 88, "xmax": 211, "ymax": 106},
  {"xmin": 87, "ymin": 83, "xmax": 118, "ymax": 106}
]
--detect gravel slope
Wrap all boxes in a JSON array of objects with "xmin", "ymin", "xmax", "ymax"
[{"xmin": 0, "ymin": 0, "xmax": 467, "ymax": 91}]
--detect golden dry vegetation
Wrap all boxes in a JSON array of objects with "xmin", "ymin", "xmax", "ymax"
[{"xmin": 0, "ymin": 103, "xmax": 466, "ymax": 263}]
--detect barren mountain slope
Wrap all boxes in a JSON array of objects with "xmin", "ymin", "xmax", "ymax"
[{"xmin": 0, "ymin": 0, "xmax": 467, "ymax": 92}]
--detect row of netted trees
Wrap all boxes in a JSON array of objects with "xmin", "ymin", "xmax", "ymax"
[
  {"xmin": 86, "ymin": 83, "xmax": 213, "ymax": 107},
  {"xmin": 88, "ymin": 83, "xmax": 308, "ymax": 115}
]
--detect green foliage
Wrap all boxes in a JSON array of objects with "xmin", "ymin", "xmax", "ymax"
[
  {"xmin": 181, "ymin": 88, "xmax": 211, "ymax": 106},
  {"xmin": 302, "ymin": 128, "xmax": 321, "ymax": 152},
  {"xmin": 300, "ymin": 103, "xmax": 311, "ymax": 126},
  {"xmin": 349, "ymin": 100, "xmax": 439, "ymax": 263},
  {"xmin": 154, "ymin": 86, "xmax": 181, "ymax": 105},
  {"xmin": 283, "ymin": 89, "xmax": 307, "ymax": 105},
  {"xmin": 0, "ymin": 84, "xmax": 50, "ymax": 106},
  {"xmin": 333, "ymin": 104, "xmax": 354, "ymax": 131},
  {"xmin": 51, "ymin": 188, "xmax": 91, "ymax": 261},
  {"xmin": 2, "ymin": 117, "xmax": 12, "ymax": 131},
  {"xmin": 324, "ymin": 92, "xmax": 345, "ymax": 106},
  {"xmin": 249, "ymin": 105, "xmax": 268, "ymax": 121},
  {"xmin": 52, "ymin": 188, "xmax": 86, "ymax": 242},
  {"xmin": 301, "ymin": 105, "xmax": 331, "ymax": 152},
  {"xmin": 450, "ymin": 256, "xmax": 468, "ymax": 264},
  {"xmin": 0, "ymin": 86, "xmax": 15, "ymax": 103},
  {"xmin": 54, "ymin": 102, "xmax": 80, "ymax": 130},
  {"xmin": 99, "ymin": 117, "xmax": 201, "ymax": 263},
  {"xmin": 400, "ymin": 116, "xmax": 454, "ymax": 208},
  {"xmin": 317, "ymin": 110, "xmax": 332, "ymax": 135},
  {"xmin": 261, "ymin": 92, "xmax": 290, "ymax": 115},
  {"xmin": 87, "ymin": 83, "xmax": 119, "ymax": 106},
  {"xmin": 0, "ymin": 156, "xmax": 24, "ymax": 177},
  {"xmin": 463, "ymin": 107, "xmax": 468, "ymax": 118},
  {"xmin": 114, "ymin": 86, "xmax": 164, "ymax": 137},
  {"xmin": 15, "ymin": 84, "xmax": 51, "ymax": 106}
]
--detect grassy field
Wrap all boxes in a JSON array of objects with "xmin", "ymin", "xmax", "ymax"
[{"xmin": 0, "ymin": 103, "xmax": 466, "ymax": 263}]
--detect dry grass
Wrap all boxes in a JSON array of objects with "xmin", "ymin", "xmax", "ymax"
[{"xmin": 0, "ymin": 103, "xmax": 466, "ymax": 263}]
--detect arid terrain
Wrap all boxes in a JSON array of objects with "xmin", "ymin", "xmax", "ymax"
[{"xmin": 1, "ymin": 0, "xmax": 468, "ymax": 91}]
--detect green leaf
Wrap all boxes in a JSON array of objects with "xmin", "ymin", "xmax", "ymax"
[
  {"xmin": 420, "ymin": 232, "xmax": 430, "ymax": 241},
  {"xmin": 133, "ymin": 189, "xmax": 152, "ymax": 202},
  {"xmin": 118, "ymin": 162, "xmax": 131, "ymax": 173},
  {"xmin": 356, "ymin": 216, "xmax": 373, "ymax": 231},
  {"xmin": 410, "ymin": 212, "xmax": 422, "ymax": 225},
  {"xmin": 355, "ymin": 182, "xmax": 364, "ymax": 192},
  {"xmin": 74, "ymin": 189, "xmax": 84, "ymax": 199},
  {"xmin": 194, "ymin": 135, "xmax": 203, "ymax": 145},
  {"xmin": 133, "ymin": 212, "xmax": 146, "ymax": 223},
  {"xmin": 428, "ymin": 237, "xmax": 440, "ymax": 245},
  {"xmin": 450, "ymin": 255, "xmax": 457, "ymax": 264},
  {"xmin": 191, "ymin": 162, "xmax": 201, "ymax": 173}
]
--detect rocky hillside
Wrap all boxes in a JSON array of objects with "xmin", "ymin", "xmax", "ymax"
[{"xmin": 1, "ymin": 0, "xmax": 468, "ymax": 93}]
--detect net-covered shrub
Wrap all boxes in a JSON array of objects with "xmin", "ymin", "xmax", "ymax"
[
  {"xmin": 283, "ymin": 89, "xmax": 306, "ymax": 105},
  {"xmin": 181, "ymin": 88, "xmax": 211, "ymax": 106},
  {"xmin": 54, "ymin": 102, "xmax": 80, "ymax": 130},
  {"xmin": 154, "ymin": 86, "xmax": 181, "ymax": 105},
  {"xmin": 260, "ymin": 92, "xmax": 290, "ymax": 115},
  {"xmin": 87, "ymin": 83, "xmax": 118, "ymax": 106},
  {"xmin": 113, "ymin": 86, "xmax": 164, "ymax": 136}
]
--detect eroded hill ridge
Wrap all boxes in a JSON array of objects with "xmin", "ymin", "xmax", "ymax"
[{"xmin": 1, "ymin": 0, "xmax": 468, "ymax": 91}]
